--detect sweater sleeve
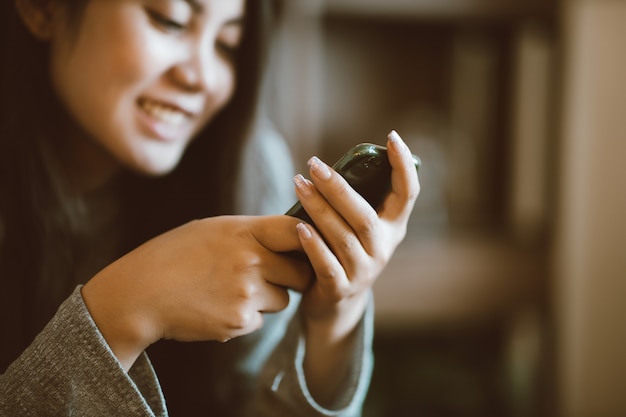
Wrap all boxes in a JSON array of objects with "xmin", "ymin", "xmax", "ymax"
[
  {"xmin": 254, "ymin": 293, "xmax": 374, "ymax": 417},
  {"xmin": 0, "ymin": 286, "xmax": 167, "ymax": 417}
]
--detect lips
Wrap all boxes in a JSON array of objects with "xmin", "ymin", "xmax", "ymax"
[
  {"xmin": 137, "ymin": 97, "xmax": 192, "ymax": 125},
  {"xmin": 136, "ymin": 97, "xmax": 200, "ymax": 142}
]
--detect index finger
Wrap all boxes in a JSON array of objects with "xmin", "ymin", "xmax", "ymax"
[{"xmin": 379, "ymin": 130, "xmax": 421, "ymax": 220}]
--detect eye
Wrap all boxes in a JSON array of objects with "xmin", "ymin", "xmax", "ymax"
[
  {"xmin": 217, "ymin": 42, "xmax": 240, "ymax": 61},
  {"xmin": 216, "ymin": 25, "xmax": 243, "ymax": 61},
  {"xmin": 147, "ymin": 9, "xmax": 187, "ymax": 32}
]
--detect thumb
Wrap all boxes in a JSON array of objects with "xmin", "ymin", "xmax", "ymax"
[{"xmin": 246, "ymin": 215, "xmax": 304, "ymax": 253}]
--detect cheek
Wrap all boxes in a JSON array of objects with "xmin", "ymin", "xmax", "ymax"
[
  {"xmin": 49, "ymin": 40, "xmax": 114, "ymax": 137},
  {"xmin": 101, "ymin": 27, "xmax": 168, "ymax": 94},
  {"xmin": 215, "ymin": 63, "xmax": 238, "ymax": 109},
  {"xmin": 49, "ymin": 15, "xmax": 152, "ymax": 125},
  {"xmin": 195, "ymin": 62, "xmax": 237, "ymax": 131}
]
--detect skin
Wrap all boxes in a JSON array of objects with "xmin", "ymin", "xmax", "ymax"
[
  {"xmin": 296, "ymin": 132, "xmax": 419, "ymax": 404},
  {"xmin": 46, "ymin": 0, "xmax": 245, "ymax": 185},
  {"xmin": 18, "ymin": 0, "xmax": 420, "ymax": 408}
]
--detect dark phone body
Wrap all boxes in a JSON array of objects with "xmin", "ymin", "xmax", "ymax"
[{"xmin": 286, "ymin": 143, "xmax": 421, "ymax": 225}]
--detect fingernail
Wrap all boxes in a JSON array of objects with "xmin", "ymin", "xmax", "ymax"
[
  {"xmin": 293, "ymin": 174, "xmax": 313, "ymax": 197},
  {"xmin": 388, "ymin": 130, "xmax": 406, "ymax": 153},
  {"xmin": 296, "ymin": 222, "xmax": 312, "ymax": 240},
  {"xmin": 307, "ymin": 156, "xmax": 332, "ymax": 180}
]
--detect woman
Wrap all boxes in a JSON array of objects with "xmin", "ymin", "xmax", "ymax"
[{"xmin": 0, "ymin": 0, "xmax": 420, "ymax": 415}]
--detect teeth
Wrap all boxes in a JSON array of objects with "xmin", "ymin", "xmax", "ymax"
[{"xmin": 139, "ymin": 99, "xmax": 187, "ymax": 125}]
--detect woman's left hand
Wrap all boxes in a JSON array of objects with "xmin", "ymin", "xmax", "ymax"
[{"xmin": 294, "ymin": 131, "xmax": 419, "ymax": 332}]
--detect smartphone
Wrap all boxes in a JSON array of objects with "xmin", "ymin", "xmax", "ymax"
[{"xmin": 285, "ymin": 143, "xmax": 421, "ymax": 225}]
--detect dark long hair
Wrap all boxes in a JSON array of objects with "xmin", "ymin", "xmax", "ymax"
[{"xmin": 0, "ymin": 0, "xmax": 280, "ymax": 373}]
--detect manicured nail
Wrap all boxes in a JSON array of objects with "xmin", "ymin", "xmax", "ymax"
[
  {"xmin": 296, "ymin": 222, "xmax": 312, "ymax": 240},
  {"xmin": 307, "ymin": 156, "xmax": 332, "ymax": 180},
  {"xmin": 293, "ymin": 174, "xmax": 313, "ymax": 197},
  {"xmin": 388, "ymin": 130, "xmax": 406, "ymax": 153}
]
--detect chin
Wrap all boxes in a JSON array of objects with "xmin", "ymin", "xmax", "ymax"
[
  {"xmin": 140, "ymin": 161, "xmax": 180, "ymax": 177},
  {"xmin": 129, "ymin": 153, "xmax": 184, "ymax": 177}
]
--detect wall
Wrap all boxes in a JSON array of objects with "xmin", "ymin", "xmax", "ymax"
[{"xmin": 554, "ymin": 1, "xmax": 626, "ymax": 416}]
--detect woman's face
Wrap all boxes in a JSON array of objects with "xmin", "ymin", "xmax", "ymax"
[{"xmin": 49, "ymin": 0, "xmax": 245, "ymax": 177}]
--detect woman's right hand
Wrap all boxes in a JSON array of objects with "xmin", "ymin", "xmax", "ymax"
[{"xmin": 81, "ymin": 215, "xmax": 312, "ymax": 371}]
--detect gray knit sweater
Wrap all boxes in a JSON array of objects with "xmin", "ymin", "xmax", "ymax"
[{"xmin": 0, "ymin": 286, "xmax": 373, "ymax": 416}]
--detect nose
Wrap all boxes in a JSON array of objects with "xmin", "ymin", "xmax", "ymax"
[{"xmin": 169, "ymin": 45, "xmax": 218, "ymax": 93}]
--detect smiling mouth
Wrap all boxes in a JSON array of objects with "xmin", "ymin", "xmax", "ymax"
[{"xmin": 138, "ymin": 98, "xmax": 190, "ymax": 125}]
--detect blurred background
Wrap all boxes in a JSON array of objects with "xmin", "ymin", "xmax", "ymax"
[{"xmin": 266, "ymin": 0, "xmax": 626, "ymax": 416}]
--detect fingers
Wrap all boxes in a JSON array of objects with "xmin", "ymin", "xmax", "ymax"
[
  {"xmin": 306, "ymin": 156, "xmax": 379, "ymax": 232},
  {"xmin": 247, "ymin": 215, "xmax": 304, "ymax": 253},
  {"xmin": 380, "ymin": 130, "xmax": 421, "ymax": 220},
  {"xmin": 291, "ymin": 130, "xmax": 420, "ymax": 276},
  {"xmin": 260, "ymin": 249, "xmax": 313, "ymax": 292},
  {"xmin": 294, "ymin": 131, "xmax": 420, "ymax": 241},
  {"xmin": 296, "ymin": 223, "xmax": 351, "ymax": 301},
  {"xmin": 293, "ymin": 172, "xmax": 371, "ymax": 268},
  {"xmin": 222, "ymin": 253, "xmax": 308, "ymax": 334},
  {"xmin": 243, "ymin": 215, "xmax": 313, "ymax": 291}
]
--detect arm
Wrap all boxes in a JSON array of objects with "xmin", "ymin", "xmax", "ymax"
[
  {"xmin": 80, "ymin": 215, "xmax": 313, "ymax": 373},
  {"xmin": 292, "ymin": 131, "xmax": 420, "ymax": 405},
  {"xmin": 245, "ymin": 131, "xmax": 417, "ymax": 415},
  {"xmin": 0, "ymin": 287, "xmax": 166, "ymax": 417}
]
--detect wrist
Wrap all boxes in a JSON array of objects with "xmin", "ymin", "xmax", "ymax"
[
  {"xmin": 301, "ymin": 290, "xmax": 371, "ymax": 406},
  {"xmin": 303, "ymin": 290, "xmax": 370, "ymax": 344},
  {"xmin": 81, "ymin": 277, "xmax": 156, "ymax": 371}
]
